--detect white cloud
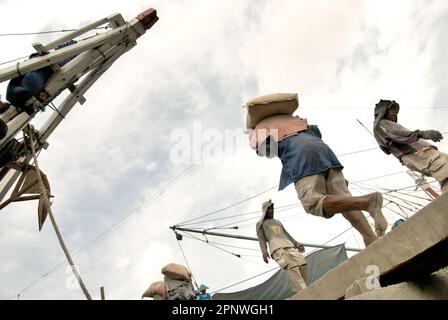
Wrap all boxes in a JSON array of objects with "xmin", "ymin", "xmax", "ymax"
[{"xmin": 1, "ymin": 0, "xmax": 447, "ymax": 300}]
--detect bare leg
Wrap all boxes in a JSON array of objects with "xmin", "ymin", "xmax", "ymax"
[
  {"xmin": 342, "ymin": 210, "xmax": 377, "ymax": 247},
  {"xmin": 322, "ymin": 192, "xmax": 388, "ymax": 237}
]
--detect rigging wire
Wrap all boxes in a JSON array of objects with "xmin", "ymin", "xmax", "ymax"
[
  {"xmin": 179, "ymin": 203, "xmax": 298, "ymax": 227},
  {"xmin": 210, "ymin": 225, "xmax": 356, "ymax": 295},
  {"xmin": 2, "ymin": 19, "xmax": 447, "ymax": 299},
  {"xmin": 349, "ymin": 183, "xmax": 423, "ymax": 211},
  {"xmin": 200, "ymin": 241, "xmax": 260, "ymax": 252},
  {"xmin": 175, "ymin": 186, "xmax": 278, "ymax": 226},
  {"xmin": 0, "ymin": 27, "xmax": 109, "ymax": 37},
  {"xmin": 0, "ymin": 55, "xmax": 29, "ymax": 66},
  {"xmin": 385, "ymin": 201, "xmax": 409, "ymax": 220},
  {"xmin": 2, "ymin": 123, "xmax": 247, "ymax": 299},
  {"xmin": 179, "ymin": 231, "xmax": 272, "ymax": 269},
  {"xmin": 351, "ymin": 181, "xmax": 434, "ymax": 202},
  {"xmin": 180, "ymin": 231, "xmax": 241, "ymax": 258},
  {"xmin": 2, "ymin": 167, "xmax": 422, "ymax": 300},
  {"xmin": 210, "ymin": 266, "xmax": 279, "ymax": 295},
  {"xmin": 237, "ymin": 214, "xmax": 309, "ymax": 230},
  {"xmin": 208, "ymin": 206, "xmax": 306, "ymax": 230},
  {"xmin": 0, "ymin": 27, "xmax": 110, "ymax": 66},
  {"xmin": 175, "ymin": 232, "xmax": 199, "ymax": 290},
  {"xmin": 4, "ymin": 139, "xmax": 442, "ymax": 299},
  {"xmin": 307, "ymin": 226, "xmax": 355, "ymax": 256},
  {"xmin": 176, "ymin": 170, "xmax": 409, "ymax": 227}
]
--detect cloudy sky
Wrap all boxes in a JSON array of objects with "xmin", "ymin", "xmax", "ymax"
[{"xmin": 0, "ymin": 0, "xmax": 447, "ymax": 300}]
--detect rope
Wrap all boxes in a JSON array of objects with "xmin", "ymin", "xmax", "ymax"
[
  {"xmin": 383, "ymin": 202, "xmax": 408, "ymax": 220},
  {"xmin": 175, "ymin": 232, "xmax": 199, "ymax": 290},
  {"xmin": 0, "ymin": 27, "xmax": 109, "ymax": 37},
  {"xmin": 180, "ymin": 231, "xmax": 241, "ymax": 258},
  {"xmin": 0, "ymin": 55, "xmax": 29, "ymax": 66},
  {"xmin": 307, "ymin": 226, "xmax": 354, "ymax": 255},
  {"xmin": 210, "ymin": 206, "xmax": 305, "ymax": 230},
  {"xmin": 180, "ymin": 203, "xmax": 298, "ymax": 227},
  {"xmin": 176, "ymin": 186, "xmax": 278, "ymax": 226},
  {"xmin": 210, "ymin": 225, "xmax": 356, "ymax": 295},
  {"xmin": 3, "ymin": 123, "xmax": 246, "ymax": 299},
  {"xmin": 49, "ymin": 102, "xmax": 65, "ymax": 120},
  {"xmin": 210, "ymin": 267, "xmax": 279, "ymax": 295},
  {"xmin": 182, "ymin": 231, "xmax": 273, "ymax": 270},
  {"xmin": 5, "ymin": 133, "xmax": 441, "ymax": 299}
]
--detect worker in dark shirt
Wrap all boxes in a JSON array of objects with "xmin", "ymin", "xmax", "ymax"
[{"xmin": 249, "ymin": 112, "xmax": 387, "ymax": 246}]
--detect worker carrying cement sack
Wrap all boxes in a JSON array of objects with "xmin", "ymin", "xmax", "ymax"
[
  {"xmin": 161, "ymin": 263, "xmax": 192, "ymax": 281},
  {"xmin": 161, "ymin": 263, "xmax": 196, "ymax": 300},
  {"xmin": 244, "ymin": 93, "xmax": 388, "ymax": 247},
  {"xmin": 164, "ymin": 276, "xmax": 196, "ymax": 300},
  {"xmin": 373, "ymin": 99, "xmax": 448, "ymax": 194}
]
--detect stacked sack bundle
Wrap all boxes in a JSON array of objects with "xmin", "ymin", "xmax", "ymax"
[
  {"xmin": 162, "ymin": 263, "xmax": 196, "ymax": 300},
  {"xmin": 142, "ymin": 281, "xmax": 167, "ymax": 300},
  {"xmin": 244, "ymin": 93, "xmax": 300, "ymax": 157},
  {"xmin": 244, "ymin": 93, "xmax": 299, "ymax": 129},
  {"xmin": 142, "ymin": 263, "xmax": 196, "ymax": 300}
]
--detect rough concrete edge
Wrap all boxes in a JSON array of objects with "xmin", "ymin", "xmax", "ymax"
[
  {"xmin": 291, "ymin": 194, "xmax": 448, "ymax": 300},
  {"xmin": 347, "ymin": 268, "xmax": 448, "ymax": 300}
]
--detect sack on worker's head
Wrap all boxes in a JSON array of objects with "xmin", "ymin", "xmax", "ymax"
[
  {"xmin": 164, "ymin": 276, "xmax": 196, "ymax": 300},
  {"xmin": 161, "ymin": 263, "xmax": 192, "ymax": 281},
  {"xmin": 142, "ymin": 281, "xmax": 166, "ymax": 299},
  {"xmin": 244, "ymin": 93, "xmax": 299, "ymax": 129}
]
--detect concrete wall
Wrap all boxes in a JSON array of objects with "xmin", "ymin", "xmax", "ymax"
[
  {"xmin": 291, "ymin": 193, "xmax": 448, "ymax": 300},
  {"xmin": 348, "ymin": 268, "xmax": 448, "ymax": 300}
]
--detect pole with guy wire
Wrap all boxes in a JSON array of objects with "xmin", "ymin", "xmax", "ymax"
[
  {"xmin": 27, "ymin": 126, "xmax": 92, "ymax": 300},
  {"xmin": 171, "ymin": 226, "xmax": 362, "ymax": 252}
]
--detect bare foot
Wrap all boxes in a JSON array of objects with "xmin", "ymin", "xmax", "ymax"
[{"xmin": 367, "ymin": 192, "xmax": 388, "ymax": 237}]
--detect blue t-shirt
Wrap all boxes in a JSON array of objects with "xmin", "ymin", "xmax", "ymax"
[{"xmin": 277, "ymin": 125, "xmax": 343, "ymax": 191}]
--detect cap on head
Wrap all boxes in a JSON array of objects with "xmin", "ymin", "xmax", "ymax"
[
  {"xmin": 374, "ymin": 99, "xmax": 399, "ymax": 116},
  {"xmin": 198, "ymin": 284, "xmax": 209, "ymax": 292},
  {"xmin": 262, "ymin": 199, "xmax": 274, "ymax": 212},
  {"xmin": 391, "ymin": 219, "xmax": 405, "ymax": 229},
  {"xmin": 388, "ymin": 101, "xmax": 400, "ymax": 112}
]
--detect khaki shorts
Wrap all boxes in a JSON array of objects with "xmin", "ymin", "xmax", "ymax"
[
  {"xmin": 272, "ymin": 247, "xmax": 306, "ymax": 269},
  {"xmin": 401, "ymin": 148, "xmax": 448, "ymax": 191},
  {"xmin": 294, "ymin": 168, "xmax": 351, "ymax": 218}
]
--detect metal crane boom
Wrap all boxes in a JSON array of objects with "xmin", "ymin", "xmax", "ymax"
[{"xmin": 0, "ymin": 8, "xmax": 158, "ymax": 203}]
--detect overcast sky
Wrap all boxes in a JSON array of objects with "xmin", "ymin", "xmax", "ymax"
[{"xmin": 1, "ymin": 0, "xmax": 447, "ymax": 300}]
